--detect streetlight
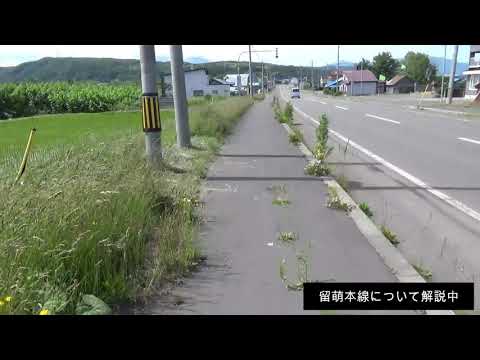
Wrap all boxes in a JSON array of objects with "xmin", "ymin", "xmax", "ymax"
[{"xmin": 236, "ymin": 47, "xmax": 278, "ymax": 96}]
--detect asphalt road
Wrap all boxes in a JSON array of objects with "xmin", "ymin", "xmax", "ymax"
[{"xmin": 279, "ymin": 86, "xmax": 480, "ymax": 310}]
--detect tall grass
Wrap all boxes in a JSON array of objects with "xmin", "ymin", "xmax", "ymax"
[{"xmin": 0, "ymin": 96, "xmax": 253, "ymax": 314}]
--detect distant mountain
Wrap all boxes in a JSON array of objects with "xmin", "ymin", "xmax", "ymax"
[
  {"xmin": 0, "ymin": 57, "xmax": 330, "ymax": 83},
  {"xmin": 185, "ymin": 56, "xmax": 209, "ymax": 64},
  {"xmin": 325, "ymin": 61, "xmax": 355, "ymax": 69},
  {"xmin": 428, "ymin": 56, "xmax": 468, "ymax": 76}
]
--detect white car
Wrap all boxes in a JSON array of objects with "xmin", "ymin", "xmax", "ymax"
[{"xmin": 291, "ymin": 87, "xmax": 300, "ymax": 99}]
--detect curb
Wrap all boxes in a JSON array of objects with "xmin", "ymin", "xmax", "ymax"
[{"xmin": 276, "ymin": 91, "xmax": 455, "ymax": 315}]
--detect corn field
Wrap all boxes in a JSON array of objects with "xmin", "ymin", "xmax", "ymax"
[{"xmin": 0, "ymin": 82, "xmax": 142, "ymax": 119}]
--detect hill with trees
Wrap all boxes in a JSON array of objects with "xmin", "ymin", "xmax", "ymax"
[{"xmin": 0, "ymin": 57, "xmax": 355, "ymax": 84}]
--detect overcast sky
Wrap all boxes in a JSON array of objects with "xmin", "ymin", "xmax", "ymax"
[{"xmin": 0, "ymin": 45, "xmax": 471, "ymax": 67}]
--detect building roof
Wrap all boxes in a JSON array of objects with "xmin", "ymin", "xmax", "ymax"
[
  {"xmin": 386, "ymin": 74, "xmax": 411, "ymax": 86},
  {"xmin": 209, "ymin": 78, "xmax": 229, "ymax": 85},
  {"xmin": 224, "ymin": 74, "xmax": 253, "ymax": 87},
  {"xmin": 342, "ymin": 70, "xmax": 377, "ymax": 82},
  {"xmin": 325, "ymin": 79, "xmax": 342, "ymax": 88}
]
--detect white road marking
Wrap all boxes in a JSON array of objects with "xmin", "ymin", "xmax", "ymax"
[
  {"xmin": 278, "ymin": 91, "xmax": 480, "ymax": 223},
  {"xmin": 335, "ymin": 106, "xmax": 349, "ymax": 110},
  {"xmin": 458, "ymin": 137, "xmax": 480, "ymax": 145},
  {"xmin": 365, "ymin": 113, "xmax": 400, "ymax": 125},
  {"xmin": 307, "ymin": 99, "xmax": 327, "ymax": 105}
]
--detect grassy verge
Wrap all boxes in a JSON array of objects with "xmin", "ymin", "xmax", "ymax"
[{"xmin": 0, "ymin": 96, "xmax": 253, "ymax": 314}]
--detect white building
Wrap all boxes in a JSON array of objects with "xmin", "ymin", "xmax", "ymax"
[
  {"xmin": 163, "ymin": 68, "xmax": 230, "ymax": 98},
  {"xmin": 463, "ymin": 45, "xmax": 480, "ymax": 100}
]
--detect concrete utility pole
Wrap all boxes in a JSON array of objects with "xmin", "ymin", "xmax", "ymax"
[
  {"xmin": 248, "ymin": 45, "xmax": 253, "ymax": 97},
  {"xmin": 139, "ymin": 45, "xmax": 162, "ymax": 163},
  {"xmin": 169, "ymin": 45, "xmax": 191, "ymax": 148},
  {"xmin": 311, "ymin": 60, "xmax": 314, "ymax": 90},
  {"xmin": 447, "ymin": 45, "xmax": 459, "ymax": 105},
  {"xmin": 441, "ymin": 45, "xmax": 446, "ymax": 103},
  {"xmin": 337, "ymin": 45, "xmax": 340, "ymax": 93},
  {"xmin": 261, "ymin": 61, "xmax": 264, "ymax": 94}
]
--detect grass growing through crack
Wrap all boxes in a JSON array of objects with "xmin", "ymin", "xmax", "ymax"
[
  {"xmin": 0, "ymin": 96, "xmax": 253, "ymax": 314},
  {"xmin": 326, "ymin": 186, "xmax": 353, "ymax": 213},
  {"xmin": 278, "ymin": 232, "xmax": 297, "ymax": 243},
  {"xmin": 288, "ymin": 128, "xmax": 303, "ymax": 145},
  {"xmin": 272, "ymin": 198, "xmax": 291, "ymax": 207},
  {"xmin": 279, "ymin": 250, "xmax": 310, "ymax": 291},
  {"xmin": 413, "ymin": 264, "xmax": 433, "ymax": 281},
  {"xmin": 359, "ymin": 202, "xmax": 374, "ymax": 218},
  {"xmin": 380, "ymin": 225, "xmax": 399, "ymax": 246}
]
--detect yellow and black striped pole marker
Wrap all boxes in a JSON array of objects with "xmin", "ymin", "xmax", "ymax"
[
  {"xmin": 14, "ymin": 128, "xmax": 36, "ymax": 185},
  {"xmin": 141, "ymin": 93, "xmax": 161, "ymax": 133}
]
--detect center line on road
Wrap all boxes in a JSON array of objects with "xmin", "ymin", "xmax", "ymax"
[
  {"xmin": 365, "ymin": 113, "xmax": 400, "ymax": 125},
  {"xmin": 335, "ymin": 106, "xmax": 348, "ymax": 111},
  {"xmin": 458, "ymin": 137, "xmax": 480, "ymax": 145},
  {"xmin": 278, "ymin": 91, "xmax": 480, "ymax": 223}
]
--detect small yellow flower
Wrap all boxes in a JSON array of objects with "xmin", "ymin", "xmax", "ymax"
[
  {"xmin": 0, "ymin": 301, "xmax": 4, "ymax": 306},
  {"xmin": 4, "ymin": 296, "xmax": 12, "ymax": 303},
  {"xmin": 39, "ymin": 309, "xmax": 49, "ymax": 315}
]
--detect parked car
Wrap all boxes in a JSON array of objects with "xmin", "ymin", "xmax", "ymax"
[{"xmin": 291, "ymin": 87, "xmax": 301, "ymax": 99}]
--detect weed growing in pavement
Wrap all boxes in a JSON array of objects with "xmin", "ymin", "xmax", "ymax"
[
  {"xmin": 305, "ymin": 159, "xmax": 331, "ymax": 176},
  {"xmin": 359, "ymin": 202, "xmax": 374, "ymax": 218},
  {"xmin": 272, "ymin": 198, "xmax": 290, "ymax": 207},
  {"xmin": 288, "ymin": 128, "xmax": 304, "ymax": 145},
  {"xmin": 413, "ymin": 264, "xmax": 432, "ymax": 281},
  {"xmin": 381, "ymin": 225, "xmax": 399, "ymax": 246},
  {"xmin": 305, "ymin": 113, "xmax": 334, "ymax": 177},
  {"xmin": 279, "ymin": 249, "xmax": 311, "ymax": 292},
  {"xmin": 284, "ymin": 102, "xmax": 294, "ymax": 123},
  {"xmin": 326, "ymin": 186, "xmax": 354, "ymax": 213},
  {"xmin": 278, "ymin": 232, "xmax": 297, "ymax": 244}
]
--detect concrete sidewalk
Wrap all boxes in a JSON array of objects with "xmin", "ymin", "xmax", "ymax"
[{"xmin": 135, "ymin": 96, "xmax": 416, "ymax": 315}]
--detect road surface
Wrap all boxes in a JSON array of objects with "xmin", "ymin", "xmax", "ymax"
[{"xmin": 279, "ymin": 86, "xmax": 480, "ymax": 310}]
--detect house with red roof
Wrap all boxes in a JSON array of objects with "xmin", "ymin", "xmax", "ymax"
[{"xmin": 339, "ymin": 70, "xmax": 378, "ymax": 96}]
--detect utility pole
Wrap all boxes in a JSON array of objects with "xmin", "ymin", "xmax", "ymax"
[
  {"xmin": 447, "ymin": 45, "xmax": 459, "ymax": 105},
  {"xmin": 248, "ymin": 45, "xmax": 253, "ymax": 97},
  {"xmin": 311, "ymin": 60, "xmax": 314, "ymax": 90},
  {"xmin": 139, "ymin": 45, "xmax": 162, "ymax": 164},
  {"xmin": 169, "ymin": 45, "xmax": 191, "ymax": 148},
  {"xmin": 337, "ymin": 45, "xmax": 340, "ymax": 93},
  {"xmin": 361, "ymin": 61, "xmax": 363, "ymax": 95},
  {"xmin": 441, "ymin": 45, "xmax": 446, "ymax": 103},
  {"xmin": 261, "ymin": 61, "xmax": 264, "ymax": 94}
]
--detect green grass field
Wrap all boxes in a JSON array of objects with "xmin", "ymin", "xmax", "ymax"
[
  {"xmin": 0, "ymin": 96, "xmax": 255, "ymax": 314},
  {"xmin": 0, "ymin": 111, "xmax": 174, "ymax": 154}
]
